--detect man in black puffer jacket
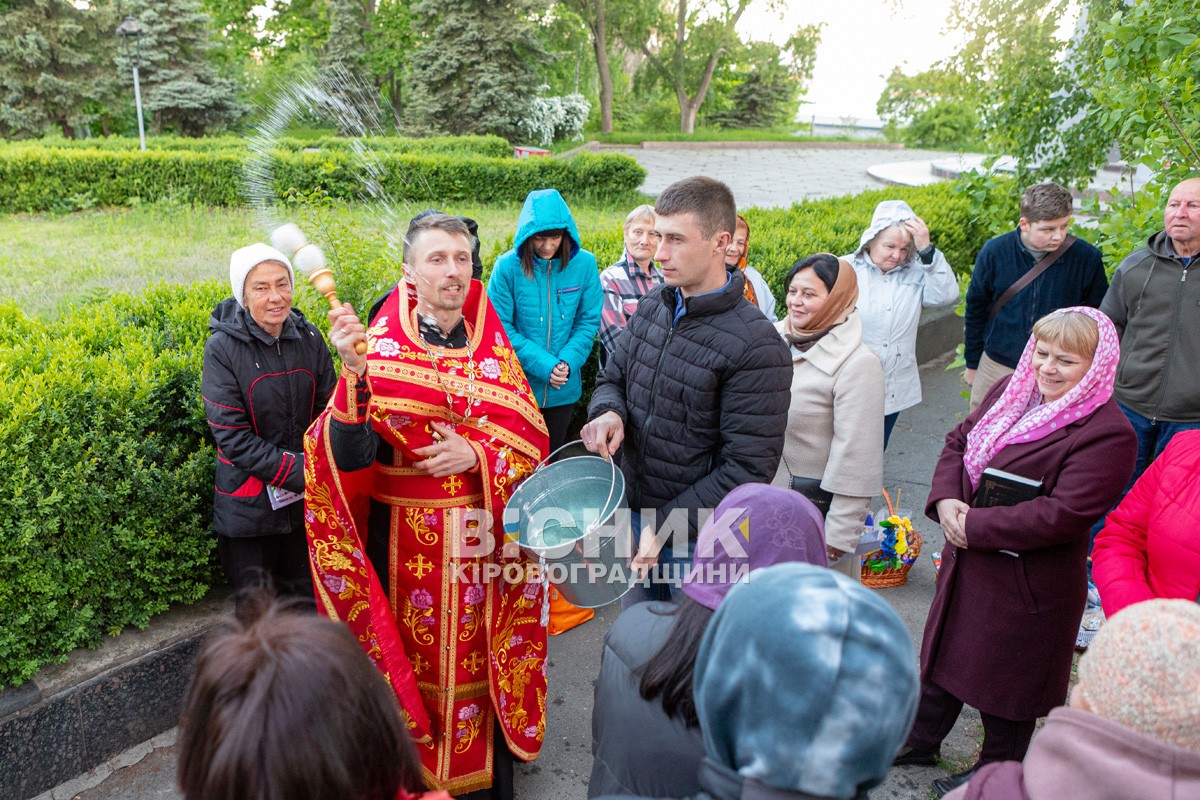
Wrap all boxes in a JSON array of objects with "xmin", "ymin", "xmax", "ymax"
[
  {"xmin": 202, "ymin": 243, "xmax": 337, "ymax": 602},
  {"xmin": 582, "ymin": 177, "xmax": 792, "ymax": 603}
]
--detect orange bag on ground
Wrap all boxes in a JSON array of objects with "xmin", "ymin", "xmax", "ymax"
[{"xmin": 548, "ymin": 586, "xmax": 594, "ymax": 635}]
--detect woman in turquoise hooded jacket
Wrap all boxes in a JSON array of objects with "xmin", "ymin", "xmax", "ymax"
[{"xmin": 489, "ymin": 188, "xmax": 602, "ymax": 452}]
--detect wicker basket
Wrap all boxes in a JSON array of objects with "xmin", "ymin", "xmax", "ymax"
[{"xmin": 860, "ymin": 530, "xmax": 923, "ymax": 588}]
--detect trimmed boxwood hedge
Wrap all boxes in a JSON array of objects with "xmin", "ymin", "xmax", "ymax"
[
  {"xmin": 5, "ymin": 134, "xmax": 514, "ymax": 158},
  {"xmin": 0, "ymin": 177, "xmax": 1010, "ymax": 689},
  {"xmin": 485, "ymin": 180, "xmax": 1013, "ymax": 287},
  {"xmin": 0, "ymin": 146, "xmax": 646, "ymax": 212}
]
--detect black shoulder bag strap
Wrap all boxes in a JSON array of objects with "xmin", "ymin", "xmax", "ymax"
[{"xmin": 988, "ymin": 234, "xmax": 1077, "ymax": 320}]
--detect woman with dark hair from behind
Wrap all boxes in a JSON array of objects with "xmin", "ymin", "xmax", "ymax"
[
  {"xmin": 178, "ymin": 593, "xmax": 443, "ymax": 800},
  {"xmin": 588, "ymin": 484, "xmax": 827, "ymax": 798},
  {"xmin": 593, "ymin": 563, "xmax": 920, "ymax": 800}
]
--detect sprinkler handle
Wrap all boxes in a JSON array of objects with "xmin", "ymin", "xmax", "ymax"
[{"xmin": 309, "ymin": 267, "xmax": 367, "ymax": 355}]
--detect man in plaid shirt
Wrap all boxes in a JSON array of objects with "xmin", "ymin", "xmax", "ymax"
[{"xmin": 599, "ymin": 204, "xmax": 665, "ymax": 364}]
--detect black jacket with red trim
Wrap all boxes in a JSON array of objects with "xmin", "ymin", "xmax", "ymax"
[{"xmin": 202, "ymin": 298, "xmax": 337, "ymax": 539}]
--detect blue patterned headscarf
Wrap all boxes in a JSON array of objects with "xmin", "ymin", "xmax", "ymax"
[{"xmin": 694, "ymin": 564, "xmax": 919, "ymax": 800}]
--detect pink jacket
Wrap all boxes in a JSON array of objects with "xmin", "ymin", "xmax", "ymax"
[
  {"xmin": 1092, "ymin": 429, "xmax": 1200, "ymax": 617},
  {"xmin": 944, "ymin": 707, "xmax": 1200, "ymax": 800}
]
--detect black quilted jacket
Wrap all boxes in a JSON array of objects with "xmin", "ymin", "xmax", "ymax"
[
  {"xmin": 202, "ymin": 298, "xmax": 337, "ymax": 539},
  {"xmin": 588, "ymin": 270, "xmax": 792, "ymax": 537}
]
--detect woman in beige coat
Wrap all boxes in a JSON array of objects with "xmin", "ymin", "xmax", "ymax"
[{"xmin": 772, "ymin": 253, "xmax": 885, "ymax": 578}]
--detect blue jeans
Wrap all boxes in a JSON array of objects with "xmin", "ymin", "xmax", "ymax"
[
  {"xmin": 1120, "ymin": 405, "xmax": 1200, "ymax": 484},
  {"xmin": 1089, "ymin": 404, "xmax": 1200, "ymax": 550},
  {"xmin": 883, "ymin": 412, "xmax": 900, "ymax": 450},
  {"xmin": 619, "ymin": 511, "xmax": 697, "ymax": 609}
]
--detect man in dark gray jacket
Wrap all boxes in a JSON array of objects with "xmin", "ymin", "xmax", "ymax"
[
  {"xmin": 581, "ymin": 176, "xmax": 792, "ymax": 602},
  {"xmin": 1100, "ymin": 177, "xmax": 1200, "ymax": 481}
]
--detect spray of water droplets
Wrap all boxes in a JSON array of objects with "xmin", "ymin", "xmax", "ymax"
[{"xmin": 243, "ymin": 64, "xmax": 436, "ymax": 271}]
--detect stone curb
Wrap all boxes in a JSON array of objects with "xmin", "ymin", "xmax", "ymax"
[
  {"xmin": 0, "ymin": 592, "xmax": 230, "ymax": 800},
  {"xmin": 28, "ymin": 729, "xmax": 179, "ymax": 800},
  {"xmin": 916, "ymin": 303, "xmax": 962, "ymax": 366},
  {"xmin": 557, "ymin": 139, "xmax": 905, "ymax": 156}
]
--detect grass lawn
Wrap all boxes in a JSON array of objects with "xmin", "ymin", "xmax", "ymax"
[{"xmin": 0, "ymin": 200, "xmax": 634, "ymax": 320}]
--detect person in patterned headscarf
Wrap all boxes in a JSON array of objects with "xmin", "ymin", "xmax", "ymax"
[
  {"xmin": 309, "ymin": 213, "xmax": 550, "ymax": 800},
  {"xmin": 895, "ymin": 308, "xmax": 1136, "ymax": 798}
]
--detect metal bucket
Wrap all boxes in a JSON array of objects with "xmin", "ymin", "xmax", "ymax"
[{"xmin": 503, "ymin": 442, "xmax": 634, "ymax": 608}]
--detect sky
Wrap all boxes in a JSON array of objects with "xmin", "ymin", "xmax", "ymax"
[{"xmin": 740, "ymin": 0, "xmax": 963, "ymax": 126}]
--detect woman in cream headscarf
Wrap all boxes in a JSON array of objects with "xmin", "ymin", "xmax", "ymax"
[
  {"xmin": 771, "ymin": 253, "xmax": 884, "ymax": 577},
  {"xmin": 846, "ymin": 200, "xmax": 958, "ymax": 447}
]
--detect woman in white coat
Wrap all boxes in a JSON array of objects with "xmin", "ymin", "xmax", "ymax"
[{"xmin": 846, "ymin": 200, "xmax": 959, "ymax": 448}]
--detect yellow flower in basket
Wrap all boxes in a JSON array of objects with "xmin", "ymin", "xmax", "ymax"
[{"xmin": 893, "ymin": 516, "xmax": 912, "ymax": 556}]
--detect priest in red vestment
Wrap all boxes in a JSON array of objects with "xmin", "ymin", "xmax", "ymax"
[{"xmin": 304, "ymin": 212, "xmax": 550, "ymax": 799}]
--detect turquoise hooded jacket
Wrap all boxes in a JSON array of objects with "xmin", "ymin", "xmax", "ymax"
[{"xmin": 488, "ymin": 189, "xmax": 602, "ymax": 409}]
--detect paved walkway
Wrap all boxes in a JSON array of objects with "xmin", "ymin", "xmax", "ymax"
[{"xmin": 614, "ymin": 145, "xmax": 958, "ymax": 207}]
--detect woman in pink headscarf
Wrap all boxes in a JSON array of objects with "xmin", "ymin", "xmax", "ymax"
[{"xmin": 893, "ymin": 308, "xmax": 1137, "ymax": 799}]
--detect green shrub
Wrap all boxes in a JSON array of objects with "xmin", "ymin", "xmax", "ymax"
[
  {"xmin": 0, "ymin": 283, "xmax": 227, "ymax": 688},
  {"xmin": 4, "ymin": 134, "xmax": 514, "ymax": 159},
  {"xmin": 0, "ymin": 146, "xmax": 646, "ymax": 213},
  {"xmin": 901, "ymin": 101, "xmax": 982, "ymax": 151}
]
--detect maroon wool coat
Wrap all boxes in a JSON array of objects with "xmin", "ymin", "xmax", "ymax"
[{"xmin": 921, "ymin": 377, "xmax": 1136, "ymax": 720}]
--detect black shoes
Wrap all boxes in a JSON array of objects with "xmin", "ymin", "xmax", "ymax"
[
  {"xmin": 893, "ymin": 745, "xmax": 980, "ymax": 797},
  {"xmin": 892, "ymin": 745, "xmax": 940, "ymax": 767},
  {"xmin": 931, "ymin": 764, "xmax": 980, "ymax": 798}
]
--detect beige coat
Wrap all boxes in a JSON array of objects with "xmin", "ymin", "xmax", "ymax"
[{"xmin": 771, "ymin": 312, "xmax": 885, "ymax": 561}]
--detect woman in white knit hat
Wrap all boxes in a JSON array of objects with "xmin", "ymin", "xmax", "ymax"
[{"xmin": 201, "ymin": 244, "xmax": 337, "ymax": 604}]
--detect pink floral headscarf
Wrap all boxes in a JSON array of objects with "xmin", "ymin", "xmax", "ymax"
[{"xmin": 963, "ymin": 306, "xmax": 1121, "ymax": 490}]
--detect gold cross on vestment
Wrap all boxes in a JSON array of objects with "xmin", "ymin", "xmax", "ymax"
[
  {"xmin": 406, "ymin": 554, "xmax": 434, "ymax": 579},
  {"xmin": 442, "ymin": 474, "xmax": 464, "ymax": 496},
  {"xmin": 410, "ymin": 653, "xmax": 430, "ymax": 675},
  {"xmin": 461, "ymin": 651, "xmax": 486, "ymax": 675}
]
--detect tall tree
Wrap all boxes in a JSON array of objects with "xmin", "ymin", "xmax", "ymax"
[
  {"xmin": 556, "ymin": 0, "xmax": 657, "ymax": 135},
  {"xmin": 0, "ymin": 0, "xmax": 116, "ymax": 139},
  {"xmin": 628, "ymin": 0, "xmax": 777, "ymax": 133},
  {"xmin": 875, "ymin": 65, "xmax": 979, "ymax": 148},
  {"xmin": 363, "ymin": 0, "xmax": 414, "ymax": 123},
  {"xmin": 944, "ymin": 0, "xmax": 1076, "ymax": 185},
  {"xmin": 708, "ymin": 29, "xmax": 820, "ymax": 130},
  {"xmin": 119, "ymin": 0, "xmax": 247, "ymax": 136},
  {"xmin": 406, "ymin": 0, "xmax": 550, "ymax": 140},
  {"xmin": 943, "ymin": 0, "xmax": 1199, "ymax": 188}
]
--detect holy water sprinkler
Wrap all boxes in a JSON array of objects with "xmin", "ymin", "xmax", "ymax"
[{"xmin": 270, "ymin": 223, "xmax": 367, "ymax": 355}]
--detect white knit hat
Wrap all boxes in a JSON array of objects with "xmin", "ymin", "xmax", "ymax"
[{"xmin": 229, "ymin": 243, "xmax": 294, "ymax": 307}]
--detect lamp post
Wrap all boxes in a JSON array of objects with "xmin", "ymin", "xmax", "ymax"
[{"xmin": 115, "ymin": 16, "xmax": 147, "ymax": 151}]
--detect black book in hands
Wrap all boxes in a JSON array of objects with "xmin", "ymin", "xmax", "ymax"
[{"xmin": 974, "ymin": 468, "xmax": 1043, "ymax": 508}]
